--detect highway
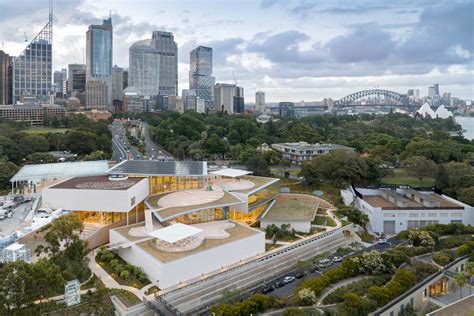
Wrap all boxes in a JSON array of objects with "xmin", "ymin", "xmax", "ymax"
[
  {"xmin": 110, "ymin": 120, "xmax": 141, "ymax": 162},
  {"xmin": 140, "ymin": 122, "xmax": 173, "ymax": 160}
]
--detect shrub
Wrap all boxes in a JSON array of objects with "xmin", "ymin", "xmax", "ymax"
[
  {"xmin": 298, "ymin": 288, "xmax": 316, "ymax": 306},
  {"xmin": 110, "ymin": 259, "xmax": 119, "ymax": 268},
  {"xmin": 120, "ymin": 270, "xmax": 130, "ymax": 280},
  {"xmin": 114, "ymin": 264, "xmax": 124, "ymax": 274},
  {"xmin": 138, "ymin": 273, "xmax": 148, "ymax": 282},
  {"xmin": 323, "ymin": 275, "xmax": 391, "ymax": 304},
  {"xmin": 210, "ymin": 293, "xmax": 279, "ymax": 316},
  {"xmin": 408, "ymin": 230, "xmax": 435, "ymax": 248},
  {"xmin": 298, "ymin": 276, "xmax": 330, "ymax": 297},
  {"xmin": 456, "ymin": 244, "xmax": 471, "ymax": 257},
  {"xmin": 432, "ymin": 250, "xmax": 454, "ymax": 266},
  {"xmin": 437, "ymin": 235, "xmax": 474, "ymax": 250},
  {"xmin": 382, "ymin": 248, "xmax": 410, "ymax": 268},
  {"xmin": 350, "ymin": 250, "xmax": 389, "ymax": 275}
]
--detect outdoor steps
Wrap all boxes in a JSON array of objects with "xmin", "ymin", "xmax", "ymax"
[{"xmin": 81, "ymin": 224, "xmax": 103, "ymax": 240}]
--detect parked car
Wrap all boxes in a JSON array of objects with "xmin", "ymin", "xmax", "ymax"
[
  {"xmin": 274, "ymin": 281, "xmax": 285, "ymax": 288},
  {"xmin": 262, "ymin": 286, "xmax": 273, "ymax": 294},
  {"xmin": 0, "ymin": 208, "xmax": 13, "ymax": 219},
  {"xmin": 318, "ymin": 259, "xmax": 333, "ymax": 268},
  {"xmin": 36, "ymin": 209, "xmax": 51, "ymax": 218},
  {"xmin": 283, "ymin": 276, "xmax": 295, "ymax": 284},
  {"xmin": 295, "ymin": 272, "xmax": 304, "ymax": 279},
  {"xmin": 333, "ymin": 256, "xmax": 343, "ymax": 263},
  {"xmin": 377, "ymin": 238, "xmax": 388, "ymax": 244}
]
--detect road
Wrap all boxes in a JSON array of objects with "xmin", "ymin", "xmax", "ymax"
[
  {"xmin": 110, "ymin": 120, "xmax": 141, "ymax": 162},
  {"xmin": 0, "ymin": 199, "xmax": 34, "ymax": 238},
  {"xmin": 270, "ymin": 236, "xmax": 404, "ymax": 298},
  {"xmin": 139, "ymin": 122, "xmax": 173, "ymax": 160}
]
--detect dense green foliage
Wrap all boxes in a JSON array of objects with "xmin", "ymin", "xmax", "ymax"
[
  {"xmin": 0, "ymin": 116, "xmax": 112, "ymax": 191},
  {"xmin": 0, "ymin": 214, "xmax": 89, "ymax": 314},
  {"xmin": 322, "ymin": 275, "xmax": 391, "ymax": 304},
  {"xmin": 210, "ymin": 293, "xmax": 281, "ymax": 316}
]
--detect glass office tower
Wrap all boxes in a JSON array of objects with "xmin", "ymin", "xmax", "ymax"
[
  {"xmin": 151, "ymin": 31, "xmax": 178, "ymax": 96},
  {"xmin": 129, "ymin": 39, "xmax": 160, "ymax": 96},
  {"xmin": 189, "ymin": 46, "xmax": 215, "ymax": 109},
  {"xmin": 12, "ymin": 16, "xmax": 53, "ymax": 104}
]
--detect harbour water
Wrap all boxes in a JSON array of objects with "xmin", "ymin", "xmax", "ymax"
[{"xmin": 455, "ymin": 116, "xmax": 474, "ymax": 140}]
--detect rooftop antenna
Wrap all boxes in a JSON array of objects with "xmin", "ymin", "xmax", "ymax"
[
  {"xmin": 49, "ymin": 0, "xmax": 53, "ymax": 23},
  {"xmin": 232, "ymin": 70, "xmax": 238, "ymax": 85},
  {"xmin": 23, "ymin": 32, "xmax": 28, "ymax": 42}
]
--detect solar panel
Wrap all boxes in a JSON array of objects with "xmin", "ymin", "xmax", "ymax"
[{"xmin": 107, "ymin": 160, "xmax": 207, "ymax": 176}]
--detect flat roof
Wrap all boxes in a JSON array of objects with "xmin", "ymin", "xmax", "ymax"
[
  {"xmin": 50, "ymin": 175, "xmax": 145, "ymax": 190},
  {"xmin": 10, "ymin": 160, "xmax": 109, "ymax": 183},
  {"xmin": 362, "ymin": 191, "xmax": 462, "ymax": 209},
  {"xmin": 210, "ymin": 169, "xmax": 252, "ymax": 178},
  {"xmin": 136, "ymin": 222, "xmax": 259, "ymax": 263},
  {"xmin": 147, "ymin": 223, "xmax": 203, "ymax": 243},
  {"xmin": 107, "ymin": 160, "xmax": 207, "ymax": 176},
  {"xmin": 260, "ymin": 193, "xmax": 320, "ymax": 221},
  {"xmin": 427, "ymin": 294, "xmax": 474, "ymax": 316},
  {"xmin": 5, "ymin": 243, "xmax": 24, "ymax": 251}
]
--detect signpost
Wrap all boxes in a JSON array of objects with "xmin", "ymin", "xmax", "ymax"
[{"xmin": 64, "ymin": 279, "xmax": 81, "ymax": 307}]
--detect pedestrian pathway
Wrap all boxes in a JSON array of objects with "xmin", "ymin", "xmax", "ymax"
[
  {"xmin": 87, "ymin": 249, "xmax": 142, "ymax": 299},
  {"xmin": 316, "ymin": 275, "xmax": 370, "ymax": 305}
]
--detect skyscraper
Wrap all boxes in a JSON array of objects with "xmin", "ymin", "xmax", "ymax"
[
  {"xmin": 151, "ymin": 31, "xmax": 178, "ymax": 96},
  {"xmin": 111, "ymin": 65, "xmax": 124, "ymax": 101},
  {"xmin": 214, "ymin": 83, "xmax": 244, "ymax": 114},
  {"xmin": 255, "ymin": 91, "xmax": 265, "ymax": 112},
  {"xmin": 53, "ymin": 70, "xmax": 65, "ymax": 95},
  {"xmin": 86, "ymin": 17, "xmax": 113, "ymax": 111},
  {"xmin": 12, "ymin": 8, "xmax": 53, "ymax": 104},
  {"xmin": 68, "ymin": 64, "xmax": 86, "ymax": 94},
  {"xmin": 189, "ymin": 46, "xmax": 215, "ymax": 109},
  {"xmin": 129, "ymin": 39, "xmax": 160, "ymax": 96},
  {"xmin": 0, "ymin": 50, "xmax": 12, "ymax": 105}
]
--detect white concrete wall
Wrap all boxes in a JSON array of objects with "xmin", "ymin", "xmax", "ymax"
[
  {"xmin": 111, "ymin": 229, "xmax": 265, "ymax": 289},
  {"xmin": 357, "ymin": 196, "xmax": 471, "ymax": 234},
  {"xmin": 42, "ymin": 178, "xmax": 149, "ymax": 212},
  {"xmin": 340, "ymin": 189, "xmax": 354, "ymax": 206},
  {"xmin": 260, "ymin": 219, "xmax": 311, "ymax": 233}
]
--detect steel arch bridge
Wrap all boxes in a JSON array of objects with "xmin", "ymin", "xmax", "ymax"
[{"xmin": 333, "ymin": 89, "xmax": 421, "ymax": 108}]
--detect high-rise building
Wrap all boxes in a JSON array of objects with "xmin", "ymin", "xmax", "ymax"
[
  {"xmin": 112, "ymin": 66, "xmax": 124, "ymax": 101},
  {"xmin": 12, "ymin": 9, "xmax": 53, "ymax": 104},
  {"xmin": 129, "ymin": 39, "xmax": 160, "ymax": 96},
  {"xmin": 433, "ymin": 84, "xmax": 439, "ymax": 96},
  {"xmin": 68, "ymin": 64, "xmax": 86, "ymax": 93},
  {"xmin": 0, "ymin": 51, "xmax": 13, "ymax": 105},
  {"xmin": 123, "ymin": 70, "xmax": 128, "ymax": 90},
  {"xmin": 53, "ymin": 70, "xmax": 65, "ymax": 95},
  {"xmin": 189, "ymin": 46, "xmax": 215, "ymax": 109},
  {"xmin": 414, "ymin": 89, "xmax": 420, "ymax": 100},
  {"xmin": 152, "ymin": 31, "xmax": 178, "ymax": 96},
  {"xmin": 86, "ymin": 17, "xmax": 113, "ymax": 111},
  {"xmin": 255, "ymin": 91, "xmax": 265, "ymax": 112},
  {"xmin": 214, "ymin": 83, "xmax": 244, "ymax": 114},
  {"xmin": 428, "ymin": 86, "xmax": 435, "ymax": 98},
  {"xmin": 279, "ymin": 102, "xmax": 295, "ymax": 118}
]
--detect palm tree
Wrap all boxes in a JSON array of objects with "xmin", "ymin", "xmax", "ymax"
[
  {"xmin": 454, "ymin": 272, "xmax": 468, "ymax": 299},
  {"xmin": 465, "ymin": 262, "xmax": 474, "ymax": 296}
]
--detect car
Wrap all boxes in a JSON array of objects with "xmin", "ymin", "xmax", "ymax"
[
  {"xmin": 333, "ymin": 256, "xmax": 343, "ymax": 263},
  {"xmin": 377, "ymin": 238, "xmax": 388, "ymax": 244},
  {"xmin": 0, "ymin": 208, "xmax": 13, "ymax": 219},
  {"xmin": 295, "ymin": 272, "xmax": 304, "ymax": 279},
  {"xmin": 274, "ymin": 281, "xmax": 285, "ymax": 288},
  {"xmin": 262, "ymin": 286, "xmax": 273, "ymax": 294},
  {"xmin": 283, "ymin": 276, "xmax": 295, "ymax": 284},
  {"xmin": 318, "ymin": 259, "xmax": 333, "ymax": 268},
  {"xmin": 309, "ymin": 266, "xmax": 319, "ymax": 273},
  {"xmin": 36, "ymin": 209, "xmax": 50, "ymax": 218}
]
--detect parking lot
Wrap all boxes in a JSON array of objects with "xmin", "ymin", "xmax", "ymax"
[{"xmin": 0, "ymin": 196, "xmax": 34, "ymax": 238}]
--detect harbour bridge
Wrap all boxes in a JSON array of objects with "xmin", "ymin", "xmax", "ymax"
[{"xmin": 333, "ymin": 89, "xmax": 421, "ymax": 109}]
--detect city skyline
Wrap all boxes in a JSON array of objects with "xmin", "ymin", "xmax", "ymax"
[{"xmin": 0, "ymin": 0, "xmax": 473, "ymax": 102}]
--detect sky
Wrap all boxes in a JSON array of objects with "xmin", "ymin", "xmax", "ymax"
[{"xmin": 0, "ymin": 0, "xmax": 473, "ymax": 102}]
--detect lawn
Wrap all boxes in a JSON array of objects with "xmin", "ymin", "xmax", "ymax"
[
  {"xmin": 381, "ymin": 168, "xmax": 435, "ymax": 187},
  {"xmin": 312, "ymin": 215, "xmax": 337, "ymax": 227},
  {"xmin": 23, "ymin": 127, "xmax": 69, "ymax": 134}
]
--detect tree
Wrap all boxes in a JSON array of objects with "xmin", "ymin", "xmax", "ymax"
[
  {"xmin": 25, "ymin": 152, "xmax": 56, "ymax": 164},
  {"xmin": 408, "ymin": 230, "xmax": 435, "ymax": 248},
  {"xmin": 44, "ymin": 213, "xmax": 84, "ymax": 256},
  {"xmin": 246, "ymin": 155, "xmax": 270, "ymax": 176},
  {"xmin": 0, "ymin": 161, "xmax": 18, "ymax": 190},
  {"xmin": 62, "ymin": 129, "xmax": 98, "ymax": 155},
  {"xmin": 458, "ymin": 186, "xmax": 474, "ymax": 206},
  {"xmin": 454, "ymin": 272, "xmax": 468, "ymax": 299},
  {"xmin": 402, "ymin": 156, "xmax": 436, "ymax": 185},
  {"xmin": 300, "ymin": 149, "xmax": 367, "ymax": 188},
  {"xmin": 298, "ymin": 288, "xmax": 316, "ymax": 305},
  {"xmin": 465, "ymin": 262, "xmax": 474, "ymax": 296}
]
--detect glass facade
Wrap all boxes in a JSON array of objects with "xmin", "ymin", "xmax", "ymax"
[
  {"xmin": 129, "ymin": 39, "xmax": 160, "ymax": 96},
  {"xmin": 12, "ymin": 20, "xmax": 52, "ymax": 104},
  {"xmin": 149, "ymin": 176, "xmax": 203, "ymax": 194},
  {"xmin": 189, "ymin": 46, "xmax": 215, "ymax": 108},
  {"xmin": 248, "ymin": 182, "xmax": 280, "ymax": 207},
  {"xmin": 151, "ymin": 31, "xmax": 178, "ymax": 96},
  {"xmin": 169, "ymin": 207, "xmax": 226, "ymax": 225},
  {"xmin": 75, "ymin": 201, "xmax": 145, "ymax": 225}
]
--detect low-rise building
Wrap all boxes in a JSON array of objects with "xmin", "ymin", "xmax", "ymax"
[
  {"xmin": 271, "ymin": 141, "xmax": 354, "ymax": 165},
  {"xmin": 0, "ymin": 104, "xmax": 65, "ymax": 127},
  {"xmin": 341, "ymin": 187, "xmax": 474, "ymax": 234}
]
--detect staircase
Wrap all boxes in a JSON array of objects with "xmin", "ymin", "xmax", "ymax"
[{"xmin": 81, "ymin": 223, "xmax": 104, "ymax": 240}]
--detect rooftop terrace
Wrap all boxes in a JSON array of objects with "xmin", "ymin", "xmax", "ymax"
[
  {"xmin": 260, "ymin": 193, "xmax": 323, "ymax": 221},
  {"xmin": 362, "ymin": 190, "xmax": 462, "ymax": 210},
  {"xmin": 50, "ymin": 175, "xmax": 145, "ymax": 190}
]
